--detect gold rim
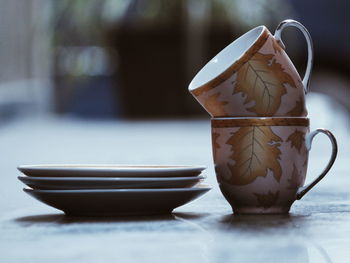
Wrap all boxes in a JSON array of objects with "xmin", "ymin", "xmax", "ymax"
[
  {"xmin": 191, "ymin": 28, "xmax": 270, "ymax": 96},
  {"xmin": 211, "ymin": 118, "xmax": 309, "ymax": 127}
]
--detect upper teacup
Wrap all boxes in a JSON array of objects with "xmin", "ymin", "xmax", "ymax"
[{"xmin": 188, "ymin": 19, "xmax": 313, "ymax": 117}]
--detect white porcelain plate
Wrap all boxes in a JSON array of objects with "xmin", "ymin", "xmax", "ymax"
[
  {"xmin": 23, "ymin": 185, "xmax": 211, "ymax": 216},
  {"xmin": 18, "ymin": 175, "xmax": 205, "ymax": 190},
  {"xmin": 18, "ymin": 165, "xmax": 206, "ymax": 178}
]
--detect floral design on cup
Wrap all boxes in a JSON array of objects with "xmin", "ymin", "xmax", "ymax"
[
  {"xmin": 211, "ymin": 118, "xmax": 337, "ymax": 214},
  {"xmin": 287, "ymin": 129, "xmax": 305, "ymax": 153},
  {"xmin": 286, "ymin": 96, "xmax": 305, "ymax": 116},
  {"xmin": 287, "ymin": 164, "xmax": 303, "ymax": 190},
  {"xmin": 226, "ymin": 126, "xmax": 283, "ymax": 185},
  {"xmin": 254, "ymin": 191, "xmax": 279, "ymax": 209},
  {"xmin": 189, "ymin": 20, "xmax": 313, "ymax": 117},
  {"xmin": 233, "ymin": 51, "xmax": 298, "ymax": 116},
  {"xmin": 212, "ymin": 132, "xmax": 220, "ymax": 161},
  {"xmin": 204, "ymin": 93, "xmax": 228, "ymax": 116}
]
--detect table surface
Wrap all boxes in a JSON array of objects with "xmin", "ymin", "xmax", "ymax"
[{"xmin": 1, "ymin": 96, "xmax": 350, "ymax": 262}]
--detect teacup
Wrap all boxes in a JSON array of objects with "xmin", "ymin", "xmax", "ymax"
[
  {"xmin": 211, "ymin": 117, "xmax": 337, "ymax": 214},
  {"xmin": 189, "ymin": 19, "xmax": 313, "ymax": 117}
]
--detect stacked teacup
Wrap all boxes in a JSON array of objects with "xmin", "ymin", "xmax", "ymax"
[{"xmin": 188, "ymin": 19, "xmax": 338, "ymax": 214}]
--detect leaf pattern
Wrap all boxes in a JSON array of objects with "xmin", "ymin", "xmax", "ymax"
[
  {"xmin": 303, "ymin": 159, "xmax": 308, "ymax": 168},
  {"xmin": 286, "ymin": 96, "xmax": 305, "ymax": 116},
  {"xmin": 287, "ymin": 164, "xmax": 300, "ymax": 190},
  {"xmin": 254, "ymin": 191, "xmax": 279, "ymax": 209},
  {"xmin": 226, "ymin": 126, "xmax": 282, "ymax": 185},
  {"xmin": 287, "ymin": 129, "xmax": 305, "ymax": 153},
  {"xmin": 212, "ymin": 132, "xmax": 220, "ymax": 161},
  {"xmin": 272, "ymin": 38, "xmax": 283, "ymax": 54},
  {"xmin": 234, "ymin": 52, "xmax": 297, "ymax": 115},
  {"xmin": 204, "ymin": 93, "xmax": 228, "ymax": 116}
]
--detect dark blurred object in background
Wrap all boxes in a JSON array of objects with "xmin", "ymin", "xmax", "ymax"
[
  {"xmin": 1, "ymin": 0, "xmax": 350, "ymax": 119},
  {"xmin": 51, "ymin": 0, "xmax": 292, "ymax": 118},
  {"xmin": 289, "ymin": 0, "xmax": 350, "ymax": 74},
  {"xmin": 108, "ymin": 1, "xmax": 189, "ymax": 117}
]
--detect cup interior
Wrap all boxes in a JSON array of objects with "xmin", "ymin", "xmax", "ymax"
[{"xmin": 189, "ymin": 26, "xmax": 266, "ymax": 91}]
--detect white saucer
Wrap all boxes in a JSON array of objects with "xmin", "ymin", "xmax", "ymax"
[
  {"xmin": 18, "ymin": 175, "xmax": 205, "ymax": 190},
  {"xmin": 18, "ymin": 165, "xmax": 206, "ymax": 178},
  {"xmin": 23, "ymin": 185, "xmax": 211, "ymax": 216}
]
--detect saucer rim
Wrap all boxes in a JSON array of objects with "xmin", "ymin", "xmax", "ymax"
[
  {"xmin": 23, "ymin": 184, "xmax": 212, "ymax": 193},
  {"xmin": 18, "ymin": 164, "xmax": 206, "ymax": 171},
  {"xmin": 18, "ymin": 175, "xmax": 206, "ymax": 182}
]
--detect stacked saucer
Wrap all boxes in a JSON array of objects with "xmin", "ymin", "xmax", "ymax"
[{"xmin": 18, "ymin": 165, "xmax": 211, "ymax": 216}]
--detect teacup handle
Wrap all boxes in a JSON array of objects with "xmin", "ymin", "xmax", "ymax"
[
  {"xmin": 296, "ymin": 129, "xmax": 338, "ymax": 200},
  {"xmin": 274, "ymin": 19, "xmax": 314, "ymax": 94}
]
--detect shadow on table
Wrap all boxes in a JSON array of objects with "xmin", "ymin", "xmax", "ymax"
[
  {"xmin": 14, "ymin": 211, "xmax": 208, "ymax": 225},
  {"xmin": 219, "ymin": 213, "xmax": 308, "ymax": 231},
  {"xmin": 217, "ymin": 214, "xmax": 333, "ymax": 263}
]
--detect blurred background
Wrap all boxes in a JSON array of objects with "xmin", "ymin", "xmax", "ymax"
[
  {"xmin": 1, "ymin": 3, "xmax": 350, "ymax": 262},
  {"xmin": 1, "ymin": 0, "xmax": 349, "ymax": 120}
]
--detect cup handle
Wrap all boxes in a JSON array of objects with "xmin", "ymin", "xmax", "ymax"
[
  {"xmin": 296, "ymin": 129, "xmax": 338, "ymax": 200},
  {"xmin": 274, "ymin": 19, "xmax": 314, "ymax": 94}
]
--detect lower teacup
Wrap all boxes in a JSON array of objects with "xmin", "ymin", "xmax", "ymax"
[{"xmin": 211, "ymin": 117, "xmax": 337, "ymax": 214}]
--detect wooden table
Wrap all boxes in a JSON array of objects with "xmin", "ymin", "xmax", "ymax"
[{"xmin": 1, "ymin": 110, "xmax": 349, "ymax": 262}]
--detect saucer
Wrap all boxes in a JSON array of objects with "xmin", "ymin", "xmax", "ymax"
[
  {"xmin": 18, "ymin": 175, "xmax": 205, "ymax": 190},
  {"xmin": 18, "ymin": 165, "xmax": 206, "ymax": 178},
  {"xmin": 23, "ymin": 185, "xmax": 211, "ymax": 216}
]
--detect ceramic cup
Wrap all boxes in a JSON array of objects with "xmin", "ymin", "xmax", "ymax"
[
  {"xmin": 211, "ymin": 117, "xmax": 337, "ymax": 214},
  {"xmin": 189, "ymin": 19, "xmax": 313, "ymax": 117}
]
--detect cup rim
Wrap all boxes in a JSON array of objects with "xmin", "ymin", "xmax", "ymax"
[
  {"xmin": 189, "ymin": 25, "xmax": 270, "ymax": 94},
  {"xmin": 211, "ymin": 117, "xmax": 309, "ymax": 127}
]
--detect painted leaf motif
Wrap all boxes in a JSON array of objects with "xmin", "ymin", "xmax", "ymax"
[
  {"xmin": 287, "ymin": 129, "xmax": 305, "ymax": 153},
  {"xmin": 192, "ymin": 85, "xmax": 213, "ymax": 97},
  {"xmin": 226, "ymin": 126, "xmax": 282, "ymax": 185},
  {"xmin": 212, "ymin": 132, "xmax": 220, "ymax": 162},
  {"xmin": 204, "ymin": 93, "xmax": 228, "ymax": 116},
  {"xmin": 234, "ymin": 52, "xmax": 297, "ymax": 115},
  {"xmin": 303, "ymin": 159, "xmax": 308, "ymax": 168},
  {"xmin": 254, "ymin": 191, "xmax": 279, "ymax": 209},
  {"xmin": 287, "ymin": 96, "xmax": 305, "ymax": 116},
  {"xmin": 272, "ymin": 38, "xmax": 283, "ymax": 54},
  {"xmin": 287, "ymin": 164, "xmax": 300, "ymax": 190}
]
